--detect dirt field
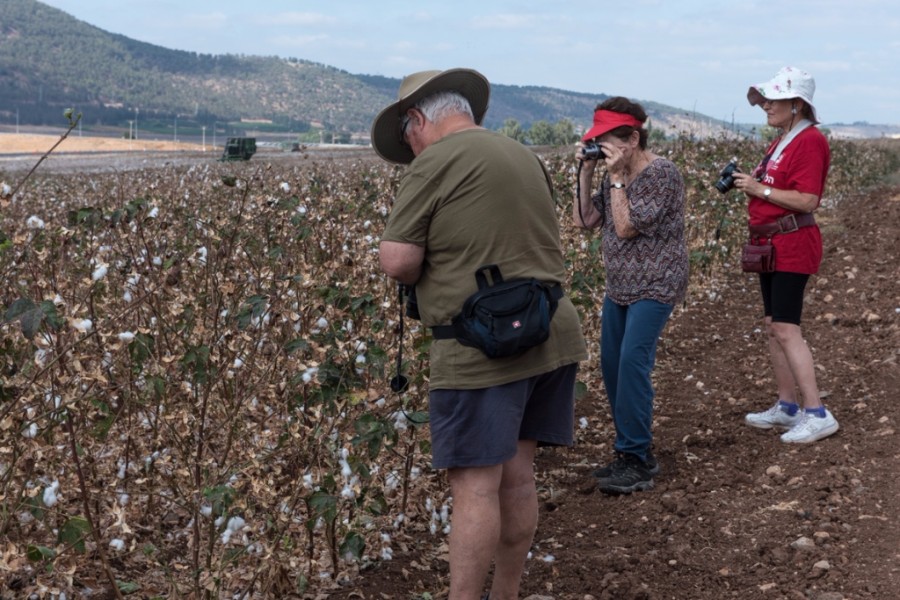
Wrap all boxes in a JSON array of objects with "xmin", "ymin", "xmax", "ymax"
[
  {"xmin": 0, "ymin": 131, "xmax": 207, "ymax": 154},
  {"xmin": 342, "ymin": 189, "xmax": 900, "ymax": 599}
]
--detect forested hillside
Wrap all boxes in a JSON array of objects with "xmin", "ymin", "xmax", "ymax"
[{"xmin": 1, "ymin": 0, "xmax": 724, "ymax": 138}]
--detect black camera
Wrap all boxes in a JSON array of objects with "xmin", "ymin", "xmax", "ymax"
[
  {"xmin": 581, "ymin": 143, "xmax": 608, "ymax": 160},
  {"xmin": 715, "ymin": 160, "xmax": 740, "ymax": 194}
]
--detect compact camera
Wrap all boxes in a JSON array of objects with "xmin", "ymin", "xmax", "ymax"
[
  {"xmin": 581, "ymin": 143, "xmax": 608, "ymax": 160},
  {"xmin": 715, "ymin": 160, "xmax": 740, "ymax": 193}
]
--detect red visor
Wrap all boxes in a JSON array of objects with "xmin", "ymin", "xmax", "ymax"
[{"xmin": 582, "ymin": 109, "xmax": 644, "ymax": 142}]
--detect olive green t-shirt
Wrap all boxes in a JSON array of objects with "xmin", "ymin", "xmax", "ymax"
[{"xmin": 382, "ymin": 128, "xmax": 587, "ymax": 389}]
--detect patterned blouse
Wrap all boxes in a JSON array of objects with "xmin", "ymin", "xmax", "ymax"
[{"xmin": 591, "ymin": 158, "xmax": 689, "ymax": 306}]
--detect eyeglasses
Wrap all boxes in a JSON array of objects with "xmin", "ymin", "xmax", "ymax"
[{"xmin": 400, "ymin": 113, "xmax": 412, "ymax": 145}]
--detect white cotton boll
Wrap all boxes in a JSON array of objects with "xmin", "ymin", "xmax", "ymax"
[
  {"xmin": 233, "ymin": 357, "xmax": 244, "ymax": 369},
  {"xmin": 316, "ymin": 317, "xmax": 328, "ymax": 329},
  {"xmin": 152, "ymin": 256, "xmax": 162, "ymax": 266},
  {"xmin": 354, "ymin": 341, "xmax": 367, "ymax": 352},
  {"xmin": 340, "ymin": 484, "xmax": 355, "ymax": 499},
  {"xmin": 43, "ymin": 481, "xmax": 60, "ymax": 507},
  {"xmin": 71, "ymin": 319, "xmax": 93, "ymax": 333},
  {"xmin": 0, "ymin": 182, "xmax": 11, "ymax": 197},
  {"xmin": 91, "ymin": 263, "xmax": 109, "ymax": 281},
  {"xmin": 301, "ymin": 367, "xmax": 318, "ymax": 384},
  {"xmin": 579, "ymin": 416, "xmax": 589, "ymax": 429},
  {"xmin": 440, "ymin": 504, "xmax": 450, "ymax": 523},
  {"xmin": 34, "ymin": 348, "xmax": 50, "ymax": 368},
  {"xmin": 392, "ymin": 411, "xmax": 409, "ymax": 431},
  {"xmin": 340, "ymin": 460, "xmax": 352, "ymax": 479},
  {"xmin": 221, "ymin": 530, "xmax": 232, "ymax": 544},
  {"xmin": 297, "ymin": 205, "xmax": 307, "ymax": 215},
  {"xmin": 118, "ymin": 331, "xmax": 135, "ymax": 343},
  {"xmin": 226, "ymin": 516, "xmax": 245, "ymax": 532},
  {"xmin": 380, "ymin": 546, "xmax": 393, "ymax": 560},
  {"xmin": 375, "ymin": 397, "xmax": 386, "ymax": 408},
  {"xmin": 542, "ymin": 554, "xmax": 556, "ymax": 563},
  {"xmin": 109, "ymin": 538, "xmax": 125, "ymax": 551},
  {"xmin": 410, "ymin": 466, "xmax": 421, "ymax": 480},
  {"xmin": 355, "ymin": 354, "xmax": 366, "ymax": 365},
  {"xmin": 384, "ymin": 471, "xmax": 401, "ymax": 493},
  {"xmin": 280, "ymin": 182, "xmax": 291, "ymax": 193},
  {"xmin": 302, "ymin": 473, "xmax": 314, "ymax": 489},
  {"xmin": 214, "ymin": 516, "xmax": 225, "ymax": 529},
  {"xmin": 196, "ymin": 246, "xmax": 208, "ymax": 265},
  {"xmin": 148, "ymin": 206, "xmax": 159, "ymax": 219},
  {"xmin": 26, "ymin": 215, "xmax": 46, "ymax": 229},
  {"xmin": 23, "ymin": 422, "xmax": 37, "ymax": 438},
  {"xmin": 118, "ymin": 493, "xmax": 129, "ymax": 506},
  {"xmin": 200, "ymin": 505, "xmax": 213, "ymax": 517}
]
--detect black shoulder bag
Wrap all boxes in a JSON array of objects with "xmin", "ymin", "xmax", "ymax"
[{"xmin": 431, "ymin": 264, "xmax": 563, "ymax": 359}]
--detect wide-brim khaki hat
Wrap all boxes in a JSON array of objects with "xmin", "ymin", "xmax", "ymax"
[
  {"xmin": 747, "ymin": 66, "xmax": 819, "ymax": 124},
  {"xmin": 370, "ymin": 68, "xmax": 490, "ymax": 164}
]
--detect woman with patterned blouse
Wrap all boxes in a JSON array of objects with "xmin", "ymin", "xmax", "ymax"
[{"xmin": 573, "ymin": 96, "xmax": 689, "ymax": 495}]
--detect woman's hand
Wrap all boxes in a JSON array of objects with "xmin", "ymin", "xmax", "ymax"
[
  {"xmin": 732, "ymin": 172, "xmax": 765, "ymax": 197},
  {"xmin": 601, "ymin": 142, "xmax": 627, "ymax": 180}
]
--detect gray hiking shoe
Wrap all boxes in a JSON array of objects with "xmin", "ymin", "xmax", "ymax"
[{"xmin": 745, "ymin": 401, "xmax": 802, "ymax": 430}]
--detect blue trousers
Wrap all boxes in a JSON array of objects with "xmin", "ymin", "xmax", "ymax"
[{"xmin": 600, "ymin": 296, "xmax": 673, "ymax": 462}]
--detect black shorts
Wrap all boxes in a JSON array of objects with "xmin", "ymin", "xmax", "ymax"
[
  {"xmin": 428, "ymin": 363, "xmax": 578, "ymax": 469},
  {"xmin": 759, "ymin": 272, "xmax": 810, "ymax": 325}
]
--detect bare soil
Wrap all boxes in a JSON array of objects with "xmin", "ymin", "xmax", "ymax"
[{"xmin": 340, "ymin": 188, "xmax": 900, "ymax": 600}]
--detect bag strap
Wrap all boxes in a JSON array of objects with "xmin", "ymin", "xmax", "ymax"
[
  {"xmin": 431, "ymin": 282, "xmax": 563, "ymax": 340},
  {"xmin": 474, "ymin": 264, "xmax": 503, "ymax": 289}
]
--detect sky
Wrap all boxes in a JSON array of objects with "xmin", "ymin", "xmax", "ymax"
[{"xmin": 38, "ymin": 0, "xmax": 900, "ymax": 125}]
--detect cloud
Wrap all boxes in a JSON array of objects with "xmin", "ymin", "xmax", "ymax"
[
  {"xmin": 471, "ymin": 14, "xmax": 538, "ymax": 30},
  {"xmin": 270, "ymin": 34, "xmax": 330, "ymax": 48},
  {"xmin": 253, "ymin": 12, "xmax": 337, "ymax": 26}
]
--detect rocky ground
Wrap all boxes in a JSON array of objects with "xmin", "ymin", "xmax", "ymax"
[{"xmin": 342, "ymin": 185, "xmax": 900, "ymax": 599}]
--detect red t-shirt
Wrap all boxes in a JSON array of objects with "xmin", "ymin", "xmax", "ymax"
[{"xmin": 748, "ymin": 126, "xmax": 830, "ymax": 274}]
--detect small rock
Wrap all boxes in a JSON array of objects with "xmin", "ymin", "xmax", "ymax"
[
  {"xmin": 814, "ymin": 560, "xmax": 831, "ymax": 570},
  {"xmin": 791, "ymin": 536, "xmax": 816, "ymax": 552},
  {"xmin": 813, "ymin": 531, "xmax": 832, "ymax": 544}
]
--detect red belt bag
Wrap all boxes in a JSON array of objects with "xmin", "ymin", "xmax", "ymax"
[
  {"xmin": 741, "ymin": 213, "xmax": 816, "ymax": 273},
  {"xmin": 741, "ymin": 241, "xmax": 775, "ymax": 273}
]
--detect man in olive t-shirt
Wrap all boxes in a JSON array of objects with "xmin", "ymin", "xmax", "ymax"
[{"xmin": 372, "ymin": 68, "xmax": 587, "ymax": 600}]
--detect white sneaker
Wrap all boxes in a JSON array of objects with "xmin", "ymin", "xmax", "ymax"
[
  {"xmin": 780, "ymin": 410, "xmax": 840, "ymax": 444},
  {"xmin": 745, "ymin": 402, "xmax": 802, "ymax": 430}
]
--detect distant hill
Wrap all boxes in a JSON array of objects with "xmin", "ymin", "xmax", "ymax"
[{"xmin": 2, "ymin": 0, "xmax": 894, "ymax": 141}]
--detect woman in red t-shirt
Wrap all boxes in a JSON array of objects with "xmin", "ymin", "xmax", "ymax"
[{"xmin": 731, "ymin": 67, "xmax": 839, "ymax": 444}]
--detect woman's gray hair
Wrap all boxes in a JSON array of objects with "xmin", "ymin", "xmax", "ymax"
[{"xmin": 414, "ymin": 91, "xmax": 475, "ymax": 124}]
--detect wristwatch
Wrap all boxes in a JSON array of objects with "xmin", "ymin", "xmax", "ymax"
[
  {"xmin": 763, "ymin": 187, "xmax": 772, "ymax": 198},
  {"xmin": 611, "ymin": 182, "xmax": 625, "ymax": 189}
]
